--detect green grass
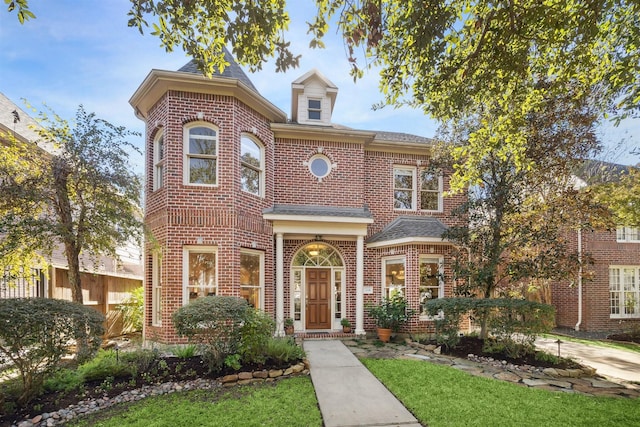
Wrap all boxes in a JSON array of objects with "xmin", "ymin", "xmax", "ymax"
[
  {"xmin": 68, "ymin": 377, "xmax": 321, "ymax": 427},
  {"xmin": 363, "ymin": 358, "xmax": 640, "ymax": 427},
  {"xmin": 542, "ymin": 333, "xmax": 640, "ymax": 353}
]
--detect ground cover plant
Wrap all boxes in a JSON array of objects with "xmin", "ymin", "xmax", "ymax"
[
  {"xmin": 66, "ymin": 376, "xmax": 321, "ymax": 427},
  {"xmin": 363, "ymin": 358, "xmax": 639, "ymax": 427}
]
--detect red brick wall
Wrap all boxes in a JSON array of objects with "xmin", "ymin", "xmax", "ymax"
[
  {"xmin": 552, "ymin": 229, "xmax": 640, "ymax": 332},
  {"xmin": 141, "ymin": 87, "xmax": 469, "ymax": 342}
]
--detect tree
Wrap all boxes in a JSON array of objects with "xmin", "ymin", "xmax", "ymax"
[
  {"xmin": 438, "ymin": 86, "xmax": 612, "ymax": 336},
  {"xmin": 590, "ymin": 165, "xmax": 640, "ymax": 227},
  {"xmin": 8, "ymin": 1, "xmax": 638, "ymax": 188},
  {"xmin": 0, "ymin": 106, "xmax": 143, "ymax": 304}
]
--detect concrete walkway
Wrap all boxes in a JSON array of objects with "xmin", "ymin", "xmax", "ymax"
[
  {"xmin": 535, "ymin": 337, "xmax": 640, "ymax": 383},
  {"xmin": 303, "ymin": 340, "xmax": 421, "ymax": 427}
]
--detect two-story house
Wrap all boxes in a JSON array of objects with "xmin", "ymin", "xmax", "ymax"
[{"xmin": 130, "ymin": 50, "xmax": 466, "ymax": 343}]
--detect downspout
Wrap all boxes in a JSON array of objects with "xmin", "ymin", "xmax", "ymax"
[{"xmin": 574, "ymin": 228, "xmax": 583, "ymax": 331}]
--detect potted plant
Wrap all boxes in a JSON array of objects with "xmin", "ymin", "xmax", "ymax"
[
  {"xmin": 367, "ymin": 294, "xmax": 415, "ymax": 342},
  {"xmin": 284, "ymin": 317, "xmax": 294, "ymax": 335},
  {"xmin": 340, "ymin": 318, "xmax": 352, "ymax": 333}
]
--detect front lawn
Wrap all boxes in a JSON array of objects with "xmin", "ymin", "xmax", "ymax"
[
  {"xmin": 363, "ymin": 358, "xmax": 639, "ymax": 427},
  {"xmin": 68, "ymin": 376, "xmax": 322, "ymax": 427}
]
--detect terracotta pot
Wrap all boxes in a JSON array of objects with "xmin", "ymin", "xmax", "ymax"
[
  {"xmin": 377, "ymin": 328, "xmax": 392, "ymax": 342},
  {"xmin": 284, "ymin": 326, "xmax": 294, "ymax": 335},
  {"xmin": 342, "ymin": 326, "xmax": 352, "ymax": 333}
]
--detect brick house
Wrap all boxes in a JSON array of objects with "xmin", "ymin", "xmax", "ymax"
[
  {"xmin": 130, "ymin": 51, "xmax": 466, "ymax": 343},
  {"xmin": 552, "ymin": 219, "xmax": 640, "ymax": 332}
]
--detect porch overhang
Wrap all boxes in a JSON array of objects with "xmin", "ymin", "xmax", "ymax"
[{"xmin": 263, "ymin": 204, "xmax": 373, "ymax": 238}]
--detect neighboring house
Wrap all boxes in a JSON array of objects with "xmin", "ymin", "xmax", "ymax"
[
  {"xmin": 552, "ymin": 168, "xmax": 640, "ymax": 333},
  {"xmin": 0, "ymin": 92, "xmax": 143, "ymax": 337},
  {"xmin": 130, "ymin": 50, "xmax": 466, "ymax": 343}
]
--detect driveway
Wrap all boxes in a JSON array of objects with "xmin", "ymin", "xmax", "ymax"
[{"xmin": 535, "ymin": 336, "xmax": 640, "ymax": 383}]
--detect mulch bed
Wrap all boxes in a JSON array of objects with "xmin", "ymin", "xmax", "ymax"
[
  {"xmin": 431, "ymin": 336, "xmax": 581, "ymax": 369},
  {"xmin": 1, "ymin": 355, "xmax": 293, "ymax": 426}
]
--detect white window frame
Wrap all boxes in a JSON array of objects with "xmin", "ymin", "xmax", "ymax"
[
  {"xmin": 151, "ymin": 253, "xmax": 162, "ymax": 326},
  {"xmin": 153, "ymin": 131, "xmax": 164, "ymax": 191},
  {"xmin": 240, "ymin": 135, "xmax": 264, "ymax": 196},
  {"xmin": 183, "ymin": 246, "xmax": 218, "ymax": 305},
  {"xmin": 419, "ymin": 169, "xmax": 443, "ymax": 212},
  {"xmin": 393, "ymin": 166, "xmax": 417, "ymax": 211},
  {"xmin": 616, "ymin": 226, "xmax": 640, "ymax": 243},
  {"xmin": 240, "ymin": 249, "xmax": 264, "ymax": 309},
  {"xmin": 418, "ymin": 255, "xmax": 444, "ymax": 320},
  {"xmin": 382, "ymin": 256, "xmax": 406, "ymax": 299},
  {"xmin": 308, "ymin": 98, "xmax": 322, "ymax": 120},
  {"xmin": 610, "ymin": 266, "xmax": 640, "ymax": 319},
  {"xmin": 183, "ymin": 123, "xmax": 218, "ymax": 186}
]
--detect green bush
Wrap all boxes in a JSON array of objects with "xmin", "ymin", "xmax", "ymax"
[
  {"xmin": 367, "ymin": 294, "xmax": 415, "ymax": 332},
  {"xmin": 264, "ymin": 338, "xmax": 305, "ymax": 364},
  {"xmin": 43, "ymin": 368, "xmax": 84, "ymax": 393},
  {"xmin": 172, "ymin": 296, "xmax": 250, "ymax": 372},
  {"xmin": 171, "ymin": 344, "xmax": 198, "ymax": 359},
  {"xmin": 424, "ymin": 298, "xmax": 555, "ymax": 353},
  {"xmin": 0, "ymin": 298, "xmax": 104, "ymax": 404},
  {"xmin": 238, "ymin": 309, "xmax": 275, "ymax": 365},
  {"xmin": 77, "ymin": 350, "xmax": 135, "ymax": 382},
  {"xmin": 117, "ymin": 286, "xmax": 144, "ymax": 332}
]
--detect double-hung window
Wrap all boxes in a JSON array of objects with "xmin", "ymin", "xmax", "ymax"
[
  {"xmin": 185, "ymin": 124, "xmax": 218, "ymax": 185},
  {"xmin": 393, "ymin": 166, "xmax": 416, "ymax": 210},
  {"xmin": 240, "ymin": 250, "xmax": 264, "ymax": 309},
  {"xmin": 153, "ymin": 132, "xmax": 164, "ymax": 190},
  {"xmin": 383, "ymin": 257, "xmax": 406, "ymax": 298},
  {"xmin": 183, "ymin": 247, "xmax": 217, "ymax": 303},
  {"xmin": 419, "ymin": 256, "xmax": 443, "ymax": 317},
  {"xmin": 420, "ymin": 169, "xmax": 443, "ymax": 211},
  {"xmin": 308, "ymin": 99, "xmax": 322, "ymax": 120},
  {"xmin": 610, "ymin": 266, "xmax": 640, "ymax": 318},
  {"xmin": 617, "ymin": 227, "xmax": 640, "ymax": 243},
  {"xmin": 240, "ymin": 135, "xmax": 263, "ymax": 196}
]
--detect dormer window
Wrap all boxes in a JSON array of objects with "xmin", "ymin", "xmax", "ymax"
[{"xmin": 308, "ymin": 99, "xmax": 322, "ymax": 120}]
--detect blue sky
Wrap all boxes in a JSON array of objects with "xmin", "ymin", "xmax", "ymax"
[{"xmin": 1, "ymin": 0, "xmax": 637, "ymax": 173}]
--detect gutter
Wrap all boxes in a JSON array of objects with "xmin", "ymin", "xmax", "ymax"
[{"xmin": 575, "ymin": 228, "xmax": 583, "ymax": 331}]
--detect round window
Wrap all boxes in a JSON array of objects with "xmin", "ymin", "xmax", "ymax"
[{"xmin": 309, "ymin": 154, "xmax": 331, "ymax": 179}]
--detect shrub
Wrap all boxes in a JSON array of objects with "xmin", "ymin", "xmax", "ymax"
[
  {"xmin": 424, "ymin": 298, "xmax": 555, "ymax": 353},
  {"xmin": 0, "ymin": 298, "xmax": 104, "ymax": 404},
  {"xmin": 172, "ymin": 344, "xmax": 198, "ymax": 359},
  {"xmin": 238, "ymin": 309, "xmax": 275, "ymax": 365},
  {"xmin": 43, "ymin": 368, "xmax": 84, "ymax": 393},
  {"xmin": 116, "ymin": 286, "xmax": 144, "ymax": 332},
  {"xmin": 367, "ymin": 294, "xmax": 415, "ymax": 332},
  {"xmin": 77, "ymin": 350, "xmax": 135, "ymax": 382},
  {"xmin": 172, "ymin": 296, "xmax": 250, "ymax": 372},
  {"xmin": 264, "ymin": 338, "xmax": 306, "ymax": 364}
]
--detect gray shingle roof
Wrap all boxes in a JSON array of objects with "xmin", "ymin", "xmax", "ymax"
[
  {"xmin": 366, "ymin": 216, "xmax": 448, "ymax": 244},
  {"xmin": 263, "ymin": 204, "xmax": 372, "ymax": 219},
  {"xmin": 373, "ymin": 131, "xmax": 434, "ymax": 145},
  {"xmin": 178, "ymin": 46, "xmax": 258, "ymax": 92}
]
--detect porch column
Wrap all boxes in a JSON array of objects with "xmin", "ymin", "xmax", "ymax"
[
  {"xmin": 275, "ymin": 232, "xmax": 285, "ymax": 336},
  {"xmin": 355, "ymin": 235, "xmax": 365, "ymax": 335}
]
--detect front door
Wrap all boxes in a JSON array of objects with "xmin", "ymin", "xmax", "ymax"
[{"xmin": 306, "ymin": 268, "xmax": 331, "ymax": 329}]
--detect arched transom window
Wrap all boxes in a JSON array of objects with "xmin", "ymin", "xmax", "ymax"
[{"xmin": 292, "ymin": 243, "xmax": 344, "ymax": 267}]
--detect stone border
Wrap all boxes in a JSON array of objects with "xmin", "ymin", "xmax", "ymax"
[
  {"xmin": 408, "ymin": 341, "xmax": 597, "ymax": 379},
  {"xmin": 12, "ymin": 360, "xmax": 310, "ymax": 427}
]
